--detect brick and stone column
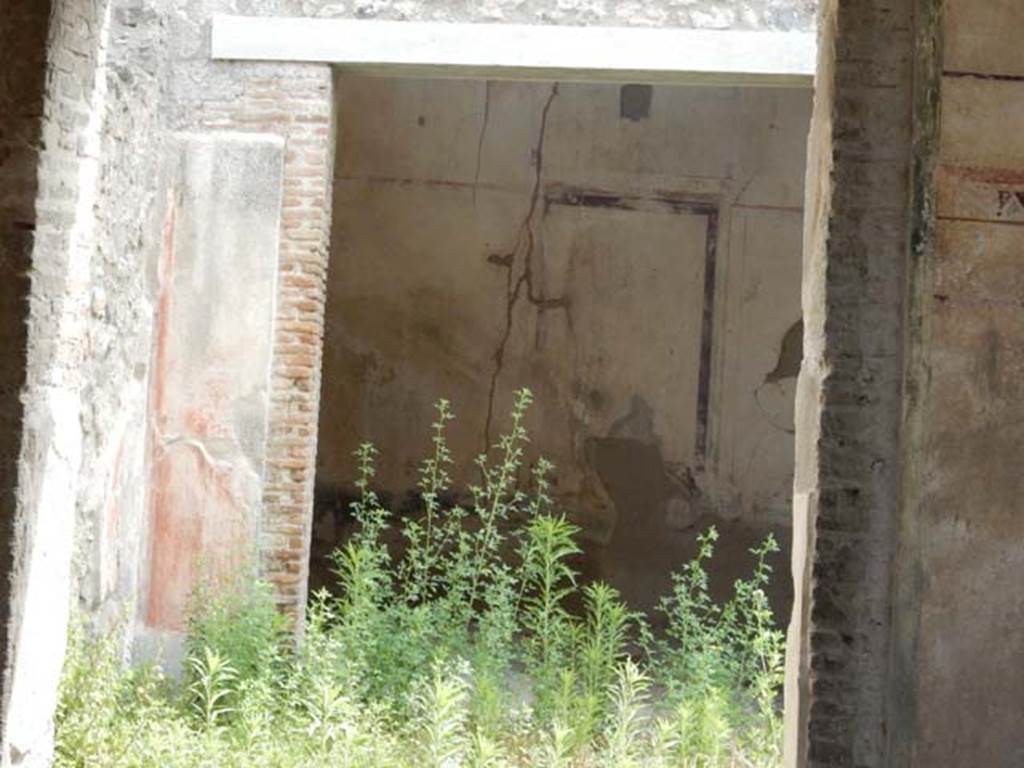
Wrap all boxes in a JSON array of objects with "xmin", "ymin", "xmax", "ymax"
[{"xmin": 143, "ymin": 64, "xmax": 335, "ymax": 634}]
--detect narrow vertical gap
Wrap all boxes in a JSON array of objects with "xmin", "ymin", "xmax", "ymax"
[{"xmin": 694, "ymin": 208, "xmax": 720, "ymax": 467}]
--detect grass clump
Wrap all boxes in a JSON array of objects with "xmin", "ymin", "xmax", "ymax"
[{"xmin": 56, "ymin": 389, "xmax": 785, "ymax": 767}]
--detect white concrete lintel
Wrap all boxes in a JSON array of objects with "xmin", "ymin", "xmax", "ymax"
[{"xmin": 211, "ymin": 16, "xmax": 815, "ymax": 88}]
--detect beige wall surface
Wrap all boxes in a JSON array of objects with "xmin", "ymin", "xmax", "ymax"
[
  {"xmin": 316, "ymin": 76, "xmax": 809, "ymax": 615},
  {"xmin": 907, "ymin": 1, "xmax": 1024, "ymax": 763}
]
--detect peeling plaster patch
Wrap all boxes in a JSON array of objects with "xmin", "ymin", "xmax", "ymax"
[
  {"xmin": 585, "ymin": 417, "xmax": 789, "ymax": 617},
  {"xmin": 588, "ymin": 437, "xmax": 675, "ymax": 520},
  {"xmin": 765, "ymin": 317, "xmax": 803, "ymax": 383},
  {"xmin": 750, "ymin": 318, "xmax": 801, "ymax": 437},
  {"xmin": 590, "ymin": 395, "xmax": 701, "ymax": 532}
]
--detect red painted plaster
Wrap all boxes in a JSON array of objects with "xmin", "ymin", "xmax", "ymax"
[{"xmin": 145, "ymin": 192, "xmax": 253, "ymax": 631}]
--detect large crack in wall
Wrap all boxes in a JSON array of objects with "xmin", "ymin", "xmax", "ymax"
[{"xmin": 483, "ymin": 83, "xmax": 566, "ymax": 447}]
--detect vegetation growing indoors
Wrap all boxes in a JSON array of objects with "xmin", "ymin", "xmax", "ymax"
[{"xmin": 56, "ymin": 391, "xmax": 785, "ymax": 767}]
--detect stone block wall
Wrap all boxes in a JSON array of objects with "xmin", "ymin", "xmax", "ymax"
[
  {"xmin": 3, "ymin": 0, "xmax": 166, "ymax": 760},
  {"xmin": 78, "ymin": 0, "xmax": 166, "ymax": 632},
  {"xmin": 3, "ymin": 0, "xmax": 115, "ymax": 760}
]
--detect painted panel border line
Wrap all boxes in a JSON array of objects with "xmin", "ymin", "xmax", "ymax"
[
  {"xmin": 211, "ymin": 16, "xmax": 816, "ymax": 88},
  {"xmin": 544, "ymin": 184, "xmax": 720, "ymax": 465}
]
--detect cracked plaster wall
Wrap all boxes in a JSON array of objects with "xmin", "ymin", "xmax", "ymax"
[
  {"xmin": 0, "ymin": 0, "xmax": 913, "ymax": 764},
  {"xmin": 9, "ymin": 0, "xmax": 1024, "ymax": 765},
  {"xmin": 315, "ymin": 76, "xmax": 810, "ymax": 619},
  {"xmin": 1, "ymin": 0, "xmax": 812, "ymax": 758}
]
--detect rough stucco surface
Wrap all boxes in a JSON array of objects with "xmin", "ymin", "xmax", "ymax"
[
  {"xmin": 315, "ymin": 76, "xmax": 808, "ymax": 618},
  {"xmin": 3, "ymin": 0, "xmax": 115, "ymax": 761},
  {"xmin": 905, "ymin": 0, "xmax": 1024, "ymax": 763},
  {"xmin": 292, "ymin": 0, "xmax": 818, "ymax": 30},
  {"xmin": 76, "ymin": 0, "xmax": 166, "ymax": 632},
  {"xmin": 168, "ymin": 0, "xmax": 816, "ymax": 30},
  {"xmin": 3, "ymin": 0, "xmax": 165, "ymax": 761}
]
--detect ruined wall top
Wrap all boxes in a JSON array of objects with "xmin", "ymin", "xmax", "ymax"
[{"xmin": 177, "ymin": 0, "xmax": 817, "ymax": 31}]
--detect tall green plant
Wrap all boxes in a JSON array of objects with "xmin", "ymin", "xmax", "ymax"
[{"xmin": 55, "ymin": 389, "xmax": 787, "ymax": 768}]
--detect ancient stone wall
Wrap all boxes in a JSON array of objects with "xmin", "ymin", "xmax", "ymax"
[
  {"xmin": 77, "ymin": 0, "xmax": 167, "ymax": 634},
  {"xmin": 2, "ymin": 0, "xmax": 168, "ymax": 761},
  {"xmin": 292, "ymin": 0, "xmax": 817, "ymax": 30},
  {"xmin": 3, "ymin": 0, "xmax": 115, "ymax": 760},
  {"xmin": 154, "ymin": 0, "xmax": 815, "ymax": 630},
  {"xmin": 18, "ymin": 1, "xmax": 1024, "ymax": 766},
  {"xmin": 785, "ymin": 0, "xmax": 915, "ymax": 765}
]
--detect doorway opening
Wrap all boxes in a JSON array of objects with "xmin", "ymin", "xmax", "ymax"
[
  {"xmin": 311, "ymin": 73, "xmax": 810, "ymax": 629},
  {"xmin": 210, "ymin": 15, "xmax": 818, "ymax": 759}
]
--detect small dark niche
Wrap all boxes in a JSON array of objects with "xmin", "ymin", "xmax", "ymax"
[{"xmin": 620, "ymin": 84, "xmax": 653, "ymax": 121}]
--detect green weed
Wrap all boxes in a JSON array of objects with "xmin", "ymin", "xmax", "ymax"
[{"xmin": 55, "ymin": 390, "xmax": 785, "ymax": 767}]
